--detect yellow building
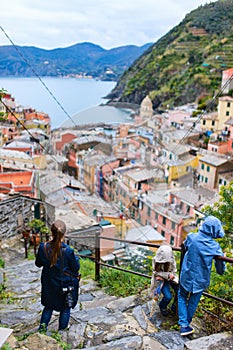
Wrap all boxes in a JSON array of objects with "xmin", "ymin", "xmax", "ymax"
[
  {"xmin": 201, "ymin": 112, "xmax": 218, "ymax": 133},
  {"xmin": 201, "ymin": 96, "xmax": 233, "ymax": 134},
  {"xmin": 168, "ymin": 155, "xmax": 199, "ymax": 182},
  {"xmin": 217, "ymin": 96, "xmax": 233, "ymax": 132},
  {"xmin": 163, "ymin": 144, "xmax": 199, "ymax": 182},
  {"xmin": 198, "ymin": 153, "xmax": 228, "ymax": 190},
  {"xmin": 83, "ymin": 154, "xmax": 101, "ymax": 194}
]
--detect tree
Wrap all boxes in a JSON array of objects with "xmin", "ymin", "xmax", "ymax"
[
  {"xmin": 203, "ymin": 181, "xmax": 233, "ymax": 250},
  {"xmin": 201, "ymin": 182, "xmax": 233, "ymax": 332}
]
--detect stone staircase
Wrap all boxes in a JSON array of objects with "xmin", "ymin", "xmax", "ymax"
[{"xmin": 0, "ymin": 238, "xmax": 232, "ymax": 349}]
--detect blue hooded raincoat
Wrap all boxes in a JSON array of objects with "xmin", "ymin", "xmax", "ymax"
[{"xmin": 180, "ymin": 216, "xmax": 225, "ymax": 293}]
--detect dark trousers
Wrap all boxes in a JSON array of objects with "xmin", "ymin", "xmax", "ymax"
[{"xmin": 39, "ymin": 306, "xmax": 71, "ymax": 331}]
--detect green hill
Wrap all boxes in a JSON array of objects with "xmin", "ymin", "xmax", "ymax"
[
  {"xmin": 107, "ymin": 0, "xmax": 233, "ymax": 109},
  {"xmin": 0, "ymin": 42, "xmax": 152, "ymax": 81}
]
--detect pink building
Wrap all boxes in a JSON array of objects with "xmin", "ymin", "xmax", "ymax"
[
  {"xmin": 52, "ymin": 131, "xmax": 78, "ymax": 153},
  {"xmin": 208, "ymin": 117, "xmax": 233, "ymax": 154},
  {"xmin": 100, "ymin": 224, "xmax": 117, "ymax": 256},
  {"xmin": 208, "ymin": 140, "xmax": 229, "ymax": 154},
  {"xmin": 165, "ymin": 109, "xmax": 190, "ymax": 129},
  {"xmin": 138, "ymin": 199, "xmax": 184, "ymax": 248}
]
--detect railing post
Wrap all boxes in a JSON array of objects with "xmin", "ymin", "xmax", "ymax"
[
  {"xmin": 24, "ymin": 237, "xmax": 28, "ymax": 259},
  {"xmin": 33, "ymin": 234, "xmax": 37, "ymax": 257},
  {"xmin": 95, "ymin": 227, "xmax": 101, "ymax": 281},
  {"xmin": 179, "ymin": 243, "xmax": 186, "ymax": 278}
]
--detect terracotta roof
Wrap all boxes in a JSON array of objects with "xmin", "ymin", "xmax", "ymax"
[{"xmin": 222, "ymin": 68, "xmax": 233, "ymax": 80}]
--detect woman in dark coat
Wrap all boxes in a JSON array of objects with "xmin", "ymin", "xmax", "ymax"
[{"xmin": 35, "ymin": 219, "xmax": 80, "ymax": 331}]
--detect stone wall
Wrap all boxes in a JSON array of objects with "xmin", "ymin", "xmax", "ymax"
[
  {"xmin": 0, "ymin": 195, "xmax": 37, "ymax": 240},
  {"xmin": 66, "ymin": 225, "xmax": 100, "ymax": 253}
]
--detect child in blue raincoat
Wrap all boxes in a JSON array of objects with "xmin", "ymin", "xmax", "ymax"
[{"xmin": 178, "ymin": 215, "xmax": 225, "ymax": 336}]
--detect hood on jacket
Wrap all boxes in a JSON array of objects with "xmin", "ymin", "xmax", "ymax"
[
  {"xmin": 199, "ymin": 215, "xmax": 225, "ymax": 239},
  {"xmin": 154, "ymin": 245, "xmax": 174, "ymax": 263}
]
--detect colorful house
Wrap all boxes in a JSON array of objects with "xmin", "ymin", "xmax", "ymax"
[{"xmin": 198, "ymin": 153, "xmax": 230, "ymax": 190}]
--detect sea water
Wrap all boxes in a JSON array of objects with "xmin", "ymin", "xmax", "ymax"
[{"xmin": 0, "ymin": 77, "xmax": 132, "ymax": 129}]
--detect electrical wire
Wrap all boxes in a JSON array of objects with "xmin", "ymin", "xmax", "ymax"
[
  {"xmin": 1, "ymin": 25, "xmax": 233, "ymax": 245},
  {"xmin": 0, "ymin": 26, "xmax": 77, "ymax": 128}
]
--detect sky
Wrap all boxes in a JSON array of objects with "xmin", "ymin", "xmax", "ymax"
[{"xmin": 1, "ymin": 0, "xmax": 213, "ymax": 50}]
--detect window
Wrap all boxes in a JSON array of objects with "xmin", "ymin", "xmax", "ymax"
[
  {"xmin": 211, "ymin": 121, "xmax": 215, "ymax": 126},
  {"xmin": 187, "ymin": 205, "xmax": 190, "ymax": 214},
  {"xmin": 161, "ymin": 230, "xmax": 165, "ymax": 237},
  {"xmin": 201, "ymin": 164, "xmax": 204, "ymax": 170},
  {"xmin": 147, "ymin": 207, "xmax": 151, "ymax": 216},
  {"xmin": 203, "ymin": 120, "xmax": 206, "ymax": 125},
  {"xmin": 155, "ymin": 212, "xmax": 158, "ymax": 220},
  {"xmin": 226, "ymin": 111, "xmax": 230, "ymax": 116},
  {"xmin": 207, "ymin": 165, "xmax": 210, "ymax": 172},
  {"xmin": 172, "ymin": 222, "xmax": 176, "ymax": 230},
  {"xmin": 170, "ymin": 236, "xmax": 174, "ymax": 245},
  {"xmin": 227, "ymin": 102, "xmax": 231, "ymax": 107},
  {"xmin": 162, "ymin": 216, "xmax": 166, "ymax": 225},
  {"xmin": 205, "ymin": 177, "xmax": 208, "ymax": 183}
]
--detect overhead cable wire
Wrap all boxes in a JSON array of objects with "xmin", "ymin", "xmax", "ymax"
[
  {"xmin": 166, "ymin": 72, "xmax": 233, "ymax": 158},
  {"xmin": 1, "ymin": 25, "xmax": 233, "ymax": 244},
  {"xmin": 0, "ymin": 27, "xmax": 167, "ymax": 244},
  {"xmin": 0, "ymin": 26, "xmax": 77, "ymax": 128}
]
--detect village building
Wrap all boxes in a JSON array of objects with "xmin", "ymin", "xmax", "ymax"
[
  {"xmin": 221, "ymin": 67, "xmax": 233, "ymax": 94},
  {"xmin": 138, "ymin": 196, "xmax": 184, "ymax": 247},
  {"xmin": 0, "ymin": 169, "xmax": 39, "ymax": 198},
  {"xmin": 51, "ymin": 129, "xmax": 80, "ymax": 154},
  {"xmin": 159, "ymin": 143, "xmax": 199, "ymax": 184},
  {"xmin": 125, "ymin": 224, "xmax": 165, "ymax": 248},
  {"xmin": 197, "ymin": 152, "xmax": 233, "ymax": 190}
]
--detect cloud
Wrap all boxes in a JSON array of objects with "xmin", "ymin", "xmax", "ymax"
[{"xmin": 1, "ymin": 0, "xmax": 210, "ymax": 49}]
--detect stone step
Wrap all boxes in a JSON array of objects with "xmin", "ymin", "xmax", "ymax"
[
  {"xmin": 1, "ymin": 253, "xmax": 231, "ymax": 349},
  {"xmin": 0, "ymin": 327, "xmax": 13, "ymax": 348}
]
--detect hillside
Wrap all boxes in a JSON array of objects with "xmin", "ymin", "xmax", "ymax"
[
  {"xmin": 0, "ymin": 42, "xmax": 152, "ymax": 81},
  {"xmin": 107, "ymin": 0, "xmax": 233, "ymax": 109}
]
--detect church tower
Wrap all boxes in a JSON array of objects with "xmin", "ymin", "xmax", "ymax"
[{"xmin": 140, "ymin": 95, "xmax": 153, "ymax": 120}]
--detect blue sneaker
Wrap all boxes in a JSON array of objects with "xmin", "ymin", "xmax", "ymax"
[{"xmin": 180, "ymin": 326, "xmax": 194, "ymax": 336}]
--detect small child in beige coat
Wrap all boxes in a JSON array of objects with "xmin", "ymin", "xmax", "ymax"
[{"xmin": 150, "ymin": 244, "xmax": 179, "ymax": 316}]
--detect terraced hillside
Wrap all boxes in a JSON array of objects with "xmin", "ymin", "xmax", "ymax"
[{"xmin": 107, "ymin": 0, "xmax": 233, "ymax": 110}]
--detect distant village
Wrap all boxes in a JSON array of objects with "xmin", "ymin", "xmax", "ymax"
[{"xmin": 0, "ymin": 67, "xmax": 233, "ymax": 262}]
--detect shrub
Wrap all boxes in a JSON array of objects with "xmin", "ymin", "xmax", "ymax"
[{"xmin": 99, "ymin": 267, "xmax": 149, "ymax": 297}]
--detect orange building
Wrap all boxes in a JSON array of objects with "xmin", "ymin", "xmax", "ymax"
[
  {"xmin": 52, "ymin": 131, "xmax": 78, "ymax": 153},
  {"xmin": 0, "ymin": 170, "xmax": 38, "ymax": 198}
]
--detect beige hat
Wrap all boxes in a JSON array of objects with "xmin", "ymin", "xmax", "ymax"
[{"xmin": 154, "ymin": 245, "xmax": 173, "ymax": 263}]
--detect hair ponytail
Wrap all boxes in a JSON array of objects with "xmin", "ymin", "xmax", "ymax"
[{"xmin": 45, "ymin": 220, "xmax": 66, "ymax": 267}]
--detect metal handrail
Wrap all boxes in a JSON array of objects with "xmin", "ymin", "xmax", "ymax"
[
  {"xmin": 29, "ymin": 227, "xmax": 233, "ymax": 307},
  {"xmin": 96, "ymin": 234, "xmax": 233, "ymax": 307}
]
